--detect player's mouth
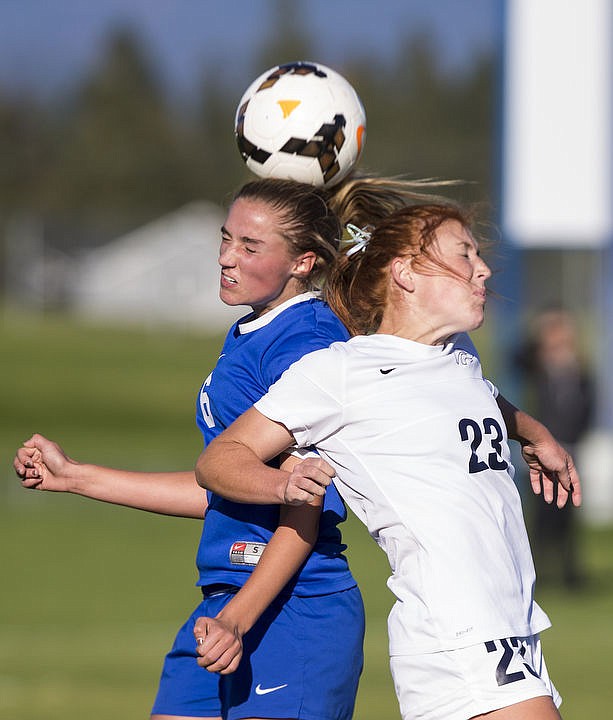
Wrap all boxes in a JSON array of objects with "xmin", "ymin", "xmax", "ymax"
[
  {"xmin": 473, "ymin": 287, "xmax": 486, "ymax": 302},
  {"xmin": 221, "ymin": 272, "xmax": 238, "ymax": 287}
]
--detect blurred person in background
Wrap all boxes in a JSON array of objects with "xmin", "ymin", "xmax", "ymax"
[{"xmin": 516, "ymin": 307, "xmax": 595, "ymax": 590}]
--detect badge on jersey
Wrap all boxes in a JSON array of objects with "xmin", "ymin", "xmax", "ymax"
[{"xmin": 230, "ymin": 541, "xmax": 267, "ymax": 566}]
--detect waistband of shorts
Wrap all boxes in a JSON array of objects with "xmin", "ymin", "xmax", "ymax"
[{"xmin": 201, "ymin": 583, "xmax": 241, "ymax": 599}]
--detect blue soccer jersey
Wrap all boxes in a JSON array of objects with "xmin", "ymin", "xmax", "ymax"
[{"xmin": 194, "ymin": 292, "xmax": 356, "ymax": 596}]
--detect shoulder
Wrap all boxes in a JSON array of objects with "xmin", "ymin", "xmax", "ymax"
[
  {"xmin": 259, "ymin": 298, "xmax": 348, "ymax": 384},
  {"xmin": 282, "ymin": 337, "xmax": 354, "ymax": 389},
  {"xmin": 288, "ymin": 298, "xmax": 348, "ymax": 339},
  {"xmin": 269, "ymin": 299, "xmax": 348, "ymax": 354},
  {"xmin": 452, "ymin": 332, "xmax": 480, "ymax": 359},
  {"xmin": 262, "ymin": 342, "xmax": 345, "ymax": 410}
]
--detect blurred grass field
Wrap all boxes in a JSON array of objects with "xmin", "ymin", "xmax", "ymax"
[{"xmin": 1, "ymin": 309, "xmax": 612, "ymax": 719}]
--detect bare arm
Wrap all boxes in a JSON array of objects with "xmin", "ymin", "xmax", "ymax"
[
  {"xmin": 497, "ymin": 394, "xmax": 582, "ymax": 508},
  {"xmin": 194, "ymin": 454, "xmax": 322, "ymax": 673},
  {"xmin": 195, "ymin": 408, "xmax": 335, "ymax": 505},
  {"xmin": 14, "ymin": 433, "xmax": 207, "ymax": 518}
]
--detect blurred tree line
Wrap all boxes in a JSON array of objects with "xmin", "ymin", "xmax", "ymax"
[{"xmin": 0, "ymin": 8, "xmax": 496, "ymax": 276}]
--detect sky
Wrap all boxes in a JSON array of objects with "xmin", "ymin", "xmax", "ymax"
[{"xmin": 0, "ymin": 0, "xmax": 502, "ymax": 103}]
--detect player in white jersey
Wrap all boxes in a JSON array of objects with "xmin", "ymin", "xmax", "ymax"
[{"xmin": 195, "ymin": 203, "xmax": 580, "ymax": 720}]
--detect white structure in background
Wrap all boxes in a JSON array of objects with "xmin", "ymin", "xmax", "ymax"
[
  {"xmin": 503, "ymin": 0, "xmax": 611, "ymax": 247},
  {"xmin": 502, "ymin": 0, "xmax": 613, "ymax": 523},
  {"xmin": 70, "ymin": 201, "xmax": 243, "ymax": 332}
]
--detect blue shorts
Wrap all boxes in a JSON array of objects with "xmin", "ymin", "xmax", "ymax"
[{"xmin": 151, "ymin": 585, "xmax": 365, "ymax": 719}]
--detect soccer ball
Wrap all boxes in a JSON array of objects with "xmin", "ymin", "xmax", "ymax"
[{"xmin": 235, "ymin": 61, "xmax": 366, "ymax": 188}]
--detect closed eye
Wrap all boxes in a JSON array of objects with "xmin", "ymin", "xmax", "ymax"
[{"xmin": 219, "ymin": 231, "xmax": 258, "ymax": 254}]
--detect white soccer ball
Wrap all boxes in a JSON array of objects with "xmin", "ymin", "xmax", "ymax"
[{"xmin": 235, "ymin": 61, "xmax": 367, "ymax": 188}]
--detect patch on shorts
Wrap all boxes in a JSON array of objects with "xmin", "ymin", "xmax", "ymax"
[{"xmin": 229, "ymin": 541, "xmax": 267, "ymax": 566}]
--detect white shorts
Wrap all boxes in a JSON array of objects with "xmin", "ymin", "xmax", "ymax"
[{"xmin": 390, "ymin": 634, "xmax": 561, "ymax": 720}]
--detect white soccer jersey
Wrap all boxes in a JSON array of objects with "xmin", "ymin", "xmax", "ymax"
[{"xmin": 255, "ymin": 333, "xmax": 551, "ymax": 656}]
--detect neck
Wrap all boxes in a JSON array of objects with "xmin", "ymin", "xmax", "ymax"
[
  {"xmin": 251, "ymin": 281, "xmax": 306, "ymax": 318},
  {"xmin": 377, "ymin": 307, "xmax": 451, "ymax": 346}
]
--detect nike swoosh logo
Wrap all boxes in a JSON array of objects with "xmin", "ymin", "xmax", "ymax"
[
  {"xmin": 379, "ymin": 367, "xmax": 396, "ymax": 374},
  {"xmin": 255, "ymin": 683, "xmax": 288, "ymax": 695}
]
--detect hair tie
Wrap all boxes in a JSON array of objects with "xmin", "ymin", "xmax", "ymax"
[{"xmin": 343, "ymin": 223, "xmax": 372, "ymax": 257}]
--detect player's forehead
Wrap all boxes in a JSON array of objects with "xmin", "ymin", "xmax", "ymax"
[
  {"xmin": 222, "ymin": 198, "xmax": 290, "ymax": 250},
  {"xmin": 224, "ymin": 197, "xmax": 285, "ymax": 234},
  {"xmin": 434, "ymin": 219, "xmax": 478, "ymax": 252}
]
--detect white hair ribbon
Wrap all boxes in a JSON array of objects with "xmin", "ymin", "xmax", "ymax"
[{"xmin": 344, "ymin": 223, "xmax": 372, "ymax": 257}]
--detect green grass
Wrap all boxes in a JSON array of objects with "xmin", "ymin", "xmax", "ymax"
[{"xmin": 1, "ymin": 309, "xmax": 612, "ymax": 719}]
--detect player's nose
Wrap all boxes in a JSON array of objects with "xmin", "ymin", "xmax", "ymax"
[
  {"xmin": 475, "ymin": 255, "xmax": 491, "ymax": 280},
  {"xmin": 218, "ymin": 242, "xmax": 237, "ymax": 267}
]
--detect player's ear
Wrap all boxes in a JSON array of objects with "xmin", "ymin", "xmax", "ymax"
[
  {"xmin": 391, "ymin": 256, "xmax": 415, "ymax": 292},
  {"xmin": 291, "ymin": 251, "xmax": 317, "ymax": 279}
]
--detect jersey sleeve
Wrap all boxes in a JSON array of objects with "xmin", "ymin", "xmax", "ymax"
[
  {"xmin": 483, "ymin": 378, "xmax": 500, "ymax": 398},
  {"xmin": 261, "ymin": 307, "xmax": 348, "ymax": 387},
  {"xmin": 255, "ymin": 346, "xmax": 344, "ymax": 448}
]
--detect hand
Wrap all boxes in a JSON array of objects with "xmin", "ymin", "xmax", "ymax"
[
  {"xmin": 193, "ymin": 615, "xmax": 243, "ymax": 674},
  {"xmin": 283, "ymin": 457, "xmax": 335, "ymax": 505},
  {"xmin": 13, "ymin": 433, "xmax": 77, "ymax": 492},
  {"xmin": 520, "ymin": 436, "xmax": 581, "ymax": 508}
]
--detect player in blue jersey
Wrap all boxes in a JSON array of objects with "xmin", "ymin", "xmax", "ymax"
[
  {"xmin": 195, "ymin": 203, "xmax": 581, "ymax": 720},
  {"xmin": 14, "ymin": 177, "xmax": 577, "ymax": 720}
]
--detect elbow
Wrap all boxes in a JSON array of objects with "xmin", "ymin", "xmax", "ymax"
[
  {"xmin": 194, "ymin": 457, "xmax": 206, "ymax": 489},
  {"xmin": 195, "ymin": 436, "xmax": 229, "ymax": 492},
  {"xmin": 195, "ymin": 448, "xmax": 213, "ymax": 490}
]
